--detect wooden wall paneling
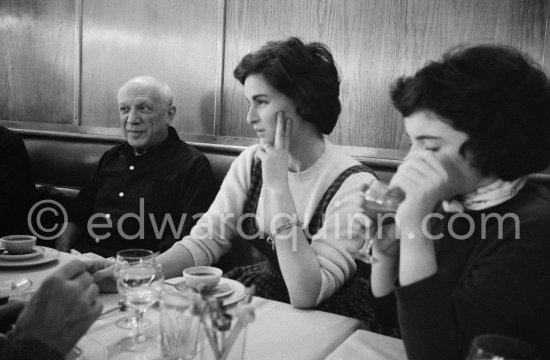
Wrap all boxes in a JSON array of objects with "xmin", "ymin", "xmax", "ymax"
[
  {"xmin": 73, "ymin": 0, "xmax": 83, "ymax": 125},
  {"xmin": 213, "ymin": 0, "xmax": 227, "ymax": 136},
  {"xmin": 0, "ymin": 0, "xmax": 75, "ymax": 123},
  {"xmin": 222, "ymin": 0, "xmax": 549, "ymax": 150},
  {"xmin": 80, "ymin": 0, "xmax": 219, "ymax": 135},
  {"xmin": 543, "ymin": 0, "xmax": 550, "ymax": 72}
]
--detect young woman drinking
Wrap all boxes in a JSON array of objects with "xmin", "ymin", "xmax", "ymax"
[{"xmin": 369, "ymin": 45, "xmax": 550, "ymax": 359}]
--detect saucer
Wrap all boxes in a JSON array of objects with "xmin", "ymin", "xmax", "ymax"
[
  {"xmin": 208, "ymin": 280, "xmax": 234, "ymax": 298},
  {"xmin": 0, "ymin": 247, "xmax": 59, "ymax": 268},
  {"xmin": 0, "ymin": 246, "xmax": 44, "ymax": 261},
  {"xmin": 165, "ymin": 278, "xmax": 246, "ymax": 306},
  {"xmin": 167, "ymin": 278, "xmax": 234, "ymax": 298}
]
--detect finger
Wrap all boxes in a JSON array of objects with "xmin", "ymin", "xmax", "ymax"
[
  {"xmin": 82, "ymin": 283, "xmax": 100, "ymax": 305},
  {"xmin": 0, "ymin": 301, "xmax": 25, "ymax": 319},
  {"xmin": 273, "ymin": 112, "xmax": 286, "ymax": 149},
  {"xmin": 403, "ymin": 158, "xmax": 440, "ymax": 182},
  {"xmin": 72, "ymin": 270, "xmax": 94, "ymax": 290},
  {"xmin": 282, "ymin": 117, "xmax": 292, "ymax": 150},
  {"xmin": 92, "ymin": 265, "xmax": 114, "ymax": 284},
  {"xmin": 54, "ymin": 260, "xmax": 88, "ymax": 280},
  {"xmin": 407, "ymin": 151, "xmax": 447, "ymax": 178},
  {"xmin": 391, "ymin": 171, "xmax": 424, "ymax": 192},
  {"xmin": 82, "ymin": 252, "xmax": 106, "ymax": 260},
  {"xmin": 91, "ymin": 300, "xmax": 104, "ymax": 319},
  {"xmin": 254, "ymin": 144, "xmax": 263, "ymax": 161},
  {"xmin": 255, "ymin": 148, "xmax": 267, "ymax": 162}
]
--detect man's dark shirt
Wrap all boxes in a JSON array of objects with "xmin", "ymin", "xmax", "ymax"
[
  {"xmin": 71, "ymin": 126, "xmax": 218, "ymax": 256},
  {"xmin": 0, "ymin": 126, "xmax": 37, "ymax": 237}
]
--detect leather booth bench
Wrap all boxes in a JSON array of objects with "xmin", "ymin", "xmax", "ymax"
[
  {"xmin": 18, "ymin": 130, "xmax": 399, "ymax": 197},
  {"xmin": 17, "ymin": 128, "xmax": 550, "ymax": 210}
]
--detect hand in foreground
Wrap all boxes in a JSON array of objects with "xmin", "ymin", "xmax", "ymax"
[
  {"xmin": 0, "ymin": 302, "xmax": 25, "ymax": 333},
  {"xmin": 10, "ymin": 260, "xmax": 103, "ymax": 356},
  {"xmin": 75, "ymin": 253, "xmax": 117, "ymax": 293},
  {"xmin": 92, "ymin": 263, "xmax": 117, "ymax": 293}
]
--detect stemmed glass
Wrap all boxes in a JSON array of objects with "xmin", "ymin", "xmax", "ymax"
[
  {"xmin": 467, "ymin": 334, "xmax": 541, "ymax": 360},
  {"xmin": 116, "ymin": 258, "xmax": 158, "ymax": 352},
  {"xmin": 114, "ymin": 249, "xmax": 155, "ymax": 329},
  {"xmin": 361, "ymin": 180, "xmax": 405, "ymax": 263}
]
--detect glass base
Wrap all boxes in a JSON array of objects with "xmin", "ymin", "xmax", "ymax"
[
  {"xmin": 117, "ymin": 334, "xmax": 157, "ymax": 352},
  {"xmin": 115, "ymin": 316, "xmax": 152, "ymax": 329}
]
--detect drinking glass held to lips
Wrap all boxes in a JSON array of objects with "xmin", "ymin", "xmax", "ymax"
[{"xmin": 359, "ymin": 154, "xmax": 466, "ymax": 264}]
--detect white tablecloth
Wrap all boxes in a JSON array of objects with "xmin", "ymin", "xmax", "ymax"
[
  {"xmin": 1, "ymin": 251, "xmax": 367, "ymax": 360},
  {"xmin": 325, "ymin": 330, "xmax": 407, "ymax": 360}
]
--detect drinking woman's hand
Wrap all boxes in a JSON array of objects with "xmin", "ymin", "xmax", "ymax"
[
  {"xmin": 256, "ymin": 111, "xmax": 292, "ymax": 191},
  {"xmin": 390, "ymin": 150, "xmax": 463, "ymax": 220}
]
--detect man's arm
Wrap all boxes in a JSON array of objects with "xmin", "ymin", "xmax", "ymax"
[{"xmin": 158, "ymin": 155, "xmax": 218, "ymax": 253}]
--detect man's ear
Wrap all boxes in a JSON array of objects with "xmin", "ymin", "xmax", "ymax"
[{"xmin": 167, "ymin": 105, "xmax": 176, "ymax": 123}]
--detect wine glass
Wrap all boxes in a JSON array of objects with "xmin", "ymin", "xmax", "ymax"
[
  {"xmin": 467, "ymin": 334, "xmax": 541, "ymax": 360},
  {"xmin": 116, "ymin": 260, "xmax": 158, "ymax": 352},
  {"xmin": 114, "ymin": 249, "xmax": 155, "ymax": 329},
  {"xmin": 361, "ymin": 180, "xmax": 405, "ymax": 263}
]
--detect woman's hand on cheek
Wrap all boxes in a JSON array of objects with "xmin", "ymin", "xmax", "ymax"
[
  {"xmin": 390, "ymin": 151, "xmax": 457, "ymax": 219},
  {"xmin": 256, "ymin": 112, "xmax": 292, "ymax": 191}
]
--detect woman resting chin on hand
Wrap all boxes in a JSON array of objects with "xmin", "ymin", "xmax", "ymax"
[
  {"xmin": 368, "ymin": 45, "xmax": 550, "ymax": 360},
  {"xmin": 156, "ymin": 37, "xmax": 381, "ymax": 329}
]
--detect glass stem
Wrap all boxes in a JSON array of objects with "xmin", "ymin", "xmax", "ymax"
[{"xmin": 134, "ymin": 308, "xmax": 145, "ymax": 343}]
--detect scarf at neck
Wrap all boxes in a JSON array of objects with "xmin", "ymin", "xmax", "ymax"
[{"xmin": 442, "ymin": 177, "xmax": 527, "ymax": 213}]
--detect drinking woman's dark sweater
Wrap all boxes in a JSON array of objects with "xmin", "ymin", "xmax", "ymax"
[{"xmin": 375, "ymin": 182, "xmax": 550, "ymax": 360}]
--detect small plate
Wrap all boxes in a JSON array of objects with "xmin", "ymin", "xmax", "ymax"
[
  {"xmin": 210, "ymin": 281, "xmax": 234, "ymax": 298},
  {"xmin": 0, "ymin": 247, "xmax": 59, "ymax": 268},
  {"xmin": 0, "ymin": 246, "xmax": 44, "ymax": 261},
  {"xmin": 0, "ymin": 277, "xmax": 32, "ymax": 299},
  {"xmin": 165, "ymin": 277, "xmax": 246, "ymax": 306}
]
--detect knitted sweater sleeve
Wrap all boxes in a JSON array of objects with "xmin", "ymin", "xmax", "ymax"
[
  {"xmin": 174, "ymin": 147, "xmax": 255, "ymax": 265},
  {"xmin": 311, "ymin": 172, "xmax": 377, "ymax": 304}
]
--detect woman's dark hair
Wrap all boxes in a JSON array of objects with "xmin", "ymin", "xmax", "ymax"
[
  {"xmin": 234, "ymin": 37, "xmax": 341, "ymax": 134},
  {"xmin": 391, "ymin": 45, "xmax": 550, "ymax": 180}
]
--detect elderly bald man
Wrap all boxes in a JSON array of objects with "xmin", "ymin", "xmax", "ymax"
[{"xmin": 56, "ymin": 76, "xmax": 218, "ymax": 257}]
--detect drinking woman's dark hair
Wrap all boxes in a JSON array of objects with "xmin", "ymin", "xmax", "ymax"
[
  {"xmin": 391, "ymin": 45, "xmax": 550, "ymax": 180},
  {"xmin": 234, "ymin": 37, "xmax": 341, "ymax": 134}
]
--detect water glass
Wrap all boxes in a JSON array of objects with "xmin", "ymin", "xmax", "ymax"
[
  {"xmin": 114, "ymin": 249, "xmax": 155, "ymax": 329},
  {"xmin": 160, "ymin": 291, "xmax": 201, "ymax": 360},
  {"xmin": 116, "ymin": 261, "xmax": 157, "ymax": 352},
  {"xmin": 467, "ymin": 334, "xmax": 541, "ymax": 360}
]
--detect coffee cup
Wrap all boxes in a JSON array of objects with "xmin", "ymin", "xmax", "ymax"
[
  {"xmin": 0, "ymin": 235, "xmax": 37, "ymax": 255},
  {"xmin": 183, "ymin": 266, "xmax": 222, "ymax": 292}
]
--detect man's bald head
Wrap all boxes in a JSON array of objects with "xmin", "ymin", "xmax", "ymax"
[
  {"xmin": 117, "ymin": 76, "xmax": 176, "ymax": 155},
  {"xmin": 117, "ymin": 76, "xmax": 174, "ymax": 107}
]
